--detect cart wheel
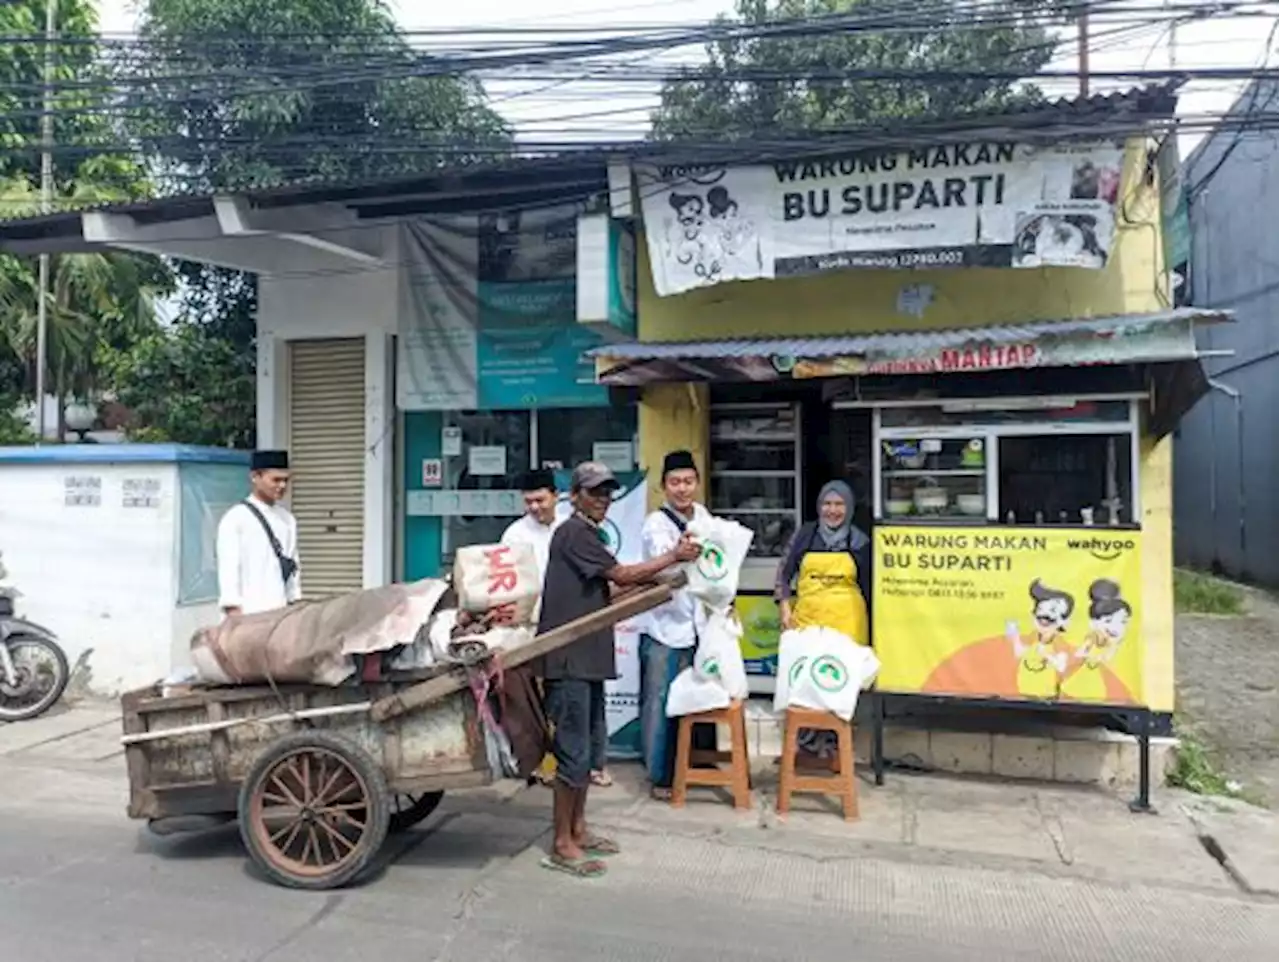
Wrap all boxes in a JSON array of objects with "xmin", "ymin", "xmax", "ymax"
[
  {"xmin": 237, "ymin": 730, "xmax": 390, "ymax": 890},
  {"xmin": 388, "ymin": 791, "xmax": 444, "ymax": 833}
]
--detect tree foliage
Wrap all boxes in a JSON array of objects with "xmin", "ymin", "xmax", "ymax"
[
  {"xmin": 127, "ymin": 0, "xmax": 510, "ymax": 191},
  {"xmin": 103, "ymin": 0, "xmax": 514, "ymax": 448},
  {"xmin": 0, "ymin": 2, "xmax": 168, "ymax": 442},
  {"xmin": 652, "ymin": 0, "xmax": 1058, "ymax": 139}
]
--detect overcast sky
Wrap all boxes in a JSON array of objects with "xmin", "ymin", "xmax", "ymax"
[{"xmin": 96, "ymin": 0, "xmax": 1276, "ymax": 156}]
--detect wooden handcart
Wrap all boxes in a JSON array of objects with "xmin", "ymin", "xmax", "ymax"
[{"xmin": 119, "ymin": 580, "xmax": 678, "ymax": 890}]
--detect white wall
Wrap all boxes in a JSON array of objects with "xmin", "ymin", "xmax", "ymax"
[
  {"xmin": 255, "ymin": 223, "xmax": 401, "ymax": 589},
  {"xmin": 0, "ymin": 462, "xmax": 187, "ymax": 694}
]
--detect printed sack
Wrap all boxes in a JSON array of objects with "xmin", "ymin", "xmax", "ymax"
[
  {"xmin": 684, "ymin": 516, "xmax": 754, "ymax": 610},
  {"xmin": 773, "ymin": 626, "xmax": 880, "ymax": 721},
  {"xmin": 694, "ymin": 606, "xmax": 749, "ymax": 700},
  {"xmin": 452, "ymin": 542, "xmax": 540, "ymax": 625},
  {"xmin": 666, "ymin": 666, "xmax": 732, "ymax": 718}
]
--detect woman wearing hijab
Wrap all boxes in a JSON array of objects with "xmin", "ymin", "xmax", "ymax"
[
  {"xmin": 774, "ymin": 481, "xmax": 872, "ymax": 759},
  {"xmin": 775, "ymin": 480, "xmax": 871, "ymax": 646}
]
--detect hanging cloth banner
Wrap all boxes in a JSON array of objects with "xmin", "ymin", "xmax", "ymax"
[
  {"xmin": 635, "ymin": 140, "xmax": 1126, "ymax": 297},
  {"xmin": 396, "ymin": 207, "xmax": 610, "ymax": 411}
]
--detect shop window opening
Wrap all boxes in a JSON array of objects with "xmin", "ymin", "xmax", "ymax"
[{"xmin": 862, "ymin": 396, "xmax": 1142, "ymax": 527}]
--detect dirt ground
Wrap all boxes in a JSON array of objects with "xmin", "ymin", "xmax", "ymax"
[{"xmin": 1175, "ymin": 586, "xmax": 1280, "ymax": 808}]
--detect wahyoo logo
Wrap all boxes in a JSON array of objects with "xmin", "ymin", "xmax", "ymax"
[
  {"xmin": 701, "ymin": 656, "xmax": 721, "ymax": 679},
  {"xmin": 1066, "ymin": 535, "xmax": 1136, "ymax": 562},
  {"xmin": 695, "ymin": 541, "xmax": 729, "ymax": 581},
  {"xmin": 788, "ymin": 656, "xmax": 809, "ymax": 687},
  {"xmin": 810, "ymin": 655, "xmax": 849, "ymax": 693}
]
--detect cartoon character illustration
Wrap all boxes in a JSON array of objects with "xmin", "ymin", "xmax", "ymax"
[
  {"xmin": 663, "ymin": 183, "xmax": 759, "ymax": 284},
  {"xmin": 1060, "ymin": 579, "xmax": 1134, "ymax": 702},
  {"xmin": 706, "ymin": 185, "xmax": 755, "ymax": 263},
  {"xmin": 667, "ymin": 192, "xmax": 721, "ymax": 280},
  {"xmin": 1005, "ymin": 579, "xmax": 1075, "ymax": 700}
]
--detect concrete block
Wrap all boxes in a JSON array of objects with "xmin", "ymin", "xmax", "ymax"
[
  {"xmin": 929, "ymin": 730, "xmax": 993, "ymax": 775},
  {"xmin": 1052, "ymin": 739, "xmax": 1123, "ymax": 786},
  {"xmin": 882, "ymin": 725, "xmax": 930, "ymax": 768},
  {"xmin": 1112, "ymin": 737, "xmax": 1177, "ymax": 791},
  {"xmin": 991, "ymin": 734, "xmax": 1054, "ymax": 781}
]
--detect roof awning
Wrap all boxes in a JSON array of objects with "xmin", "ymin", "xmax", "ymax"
[{"xmin": 588, "ymin": 307, "xmax": 1230, "ymax": 387}]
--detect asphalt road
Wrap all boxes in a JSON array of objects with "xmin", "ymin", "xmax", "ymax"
[{"xmin": 1, "ymin": 785, "xmax": 1276, "ymax": 962}]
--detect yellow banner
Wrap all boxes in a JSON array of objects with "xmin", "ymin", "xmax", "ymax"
[{"xmin": 874, "ymin": 526, "xmax": 1144, "ymax": 706}]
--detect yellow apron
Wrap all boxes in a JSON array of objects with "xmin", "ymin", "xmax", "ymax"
[
  {"xmin": 1059, "ymin": 630, "xmax": 1109, "ymax": 702},
  {"xmin": 792, "ymin": 550, "xmax": 870, "ymax": 646},
  {"xmin": 1015, "ymin": 632, "xmax": 1067, "ymax": 699}
]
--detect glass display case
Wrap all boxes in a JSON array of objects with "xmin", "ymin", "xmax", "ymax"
[
  {"xmin": 879, "ymin": 436, "xmax": 989, "ymax": 522},
  {"xmin": 709, "ymin": 402, "xmax": 801, "ymax": 559},
  {"xmin": 869, "ymin": 397, "xmax": 1141, "ymax": 526}
]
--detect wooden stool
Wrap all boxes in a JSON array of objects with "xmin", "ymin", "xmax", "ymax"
[
  {"xmin": 671, "ymin": 700, "xmax": 752, "ymax": 810},
  {"xmin": 777, "ymin": 707, "xmax": 859, "ymax": 821}
]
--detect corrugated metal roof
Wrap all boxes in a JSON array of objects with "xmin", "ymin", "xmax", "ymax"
[{"xmin": 586, "ymin": 308, "xmax": 1230, "ymax": 361}]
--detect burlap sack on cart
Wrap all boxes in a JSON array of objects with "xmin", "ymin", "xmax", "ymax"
[
  {"xmin": 453, "ymin": 542, "xmax": 541, "ymax": 626},
  {"xmin": 190, "ymin": 579, "xmax": 450, "ymax": 687}
]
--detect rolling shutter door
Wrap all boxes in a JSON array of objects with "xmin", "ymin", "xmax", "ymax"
[{"xmin": 288, "ymin": 338, "xmax": 365, "ymax": 599}]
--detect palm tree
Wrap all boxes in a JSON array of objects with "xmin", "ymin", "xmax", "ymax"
[{"xmin": 0, "ymin": 176, "xmax": 166, "ymax": 440}]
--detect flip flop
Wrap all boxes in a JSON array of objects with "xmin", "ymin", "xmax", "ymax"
[
  {"xmin": 581, "ymin": 834, "xmax": 620, "ymax": 857},
  {"xmin": 590, "ymin": 770, "xmax": 613, "ymax": 787},
  {"xmin": 650, "ymin": 786, "xmax": 673, "ymax": 802},
  {"xmin": 540, "ymin": 854, "xmax": 607, "ymax": 878}
]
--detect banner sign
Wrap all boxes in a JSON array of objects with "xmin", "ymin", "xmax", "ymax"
[
  {"xmin": 397, "ymin": 206, "xmax": 611, "ymax": 411},
  {"xmin": 594, "ymin": 316, "xmax": 1199, "ymax": 387},
  {"xmin": 873, "ymin": 525, "xmax": 1144, "ymax": 706},
  {"xmin": 736, "ymin": 594, "xmax": 783, "ymax": 677},
  {"xmin": 635, "ymin": 141, "xmax": 1125, "ymax": 296}
]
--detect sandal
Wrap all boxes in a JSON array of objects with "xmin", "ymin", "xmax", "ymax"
[
  {"xmin": 590, "ymin": 770, "xmax": 613, "ymax": 787},
  {"xmin": 650, "ymin": 786, "xmax": 673, "ymax": 802},
  {"xmin": 540, "ymin": 854, "xmax": 607, "ymax": 878},
  {"xmin": 581, "ymin": 834, "xmax": 620, "ymax": 857}
]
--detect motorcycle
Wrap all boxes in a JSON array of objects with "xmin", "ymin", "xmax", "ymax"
[{"xmin": 0, "ymin": 553, "xmax": 70, "ymax": 722}]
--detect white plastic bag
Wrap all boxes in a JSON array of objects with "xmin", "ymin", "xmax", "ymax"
[
  {"xmin": 452, "ymin": 542, "xmax": 541, "ymax": 625},
  {"xmin": 666, "ymin": 666, "xmax": 731, "ymax": 717},
  {"xmin": 684, "ymin": 517, "xmax": 754, "ymax": 609},
  {"xmin": 695, "ymin": 607, "xmax": 749, "ymax": 700},
  {"xmin": 773, "ymin": 627, "xmax": 880, "ymax": 721}
]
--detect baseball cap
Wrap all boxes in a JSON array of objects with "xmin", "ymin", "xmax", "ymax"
[{"xmin": 570, "ymin": 461, "xmax": 620, "ymax": 493}]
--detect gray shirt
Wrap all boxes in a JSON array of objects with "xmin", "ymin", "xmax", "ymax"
[{"xmin": 536, "ymin": 515, "xmax": 618, "ymax": 681}]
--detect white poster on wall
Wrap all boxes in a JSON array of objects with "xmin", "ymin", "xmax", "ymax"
[{"xmin": 635, "ymin": 140, "xmax": 1125, "ymax": 296}]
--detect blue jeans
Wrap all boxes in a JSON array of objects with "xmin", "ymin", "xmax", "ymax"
[{"xmin": 639, "ymin": 635, "xmax": 716, "ymax": 789}]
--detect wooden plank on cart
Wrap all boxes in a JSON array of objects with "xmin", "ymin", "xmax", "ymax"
[{"xmin": 369, "ymin": 574, "xmax": 685, "ymax": 724}]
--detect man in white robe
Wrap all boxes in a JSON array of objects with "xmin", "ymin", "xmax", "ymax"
[{"xmin": 216, "ymin": 449, "xmax": 302, "ymax": 617}]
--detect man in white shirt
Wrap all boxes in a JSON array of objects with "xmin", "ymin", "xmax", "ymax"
[
  {"xmin": 216, "ymin": 450, "xmax": 302, "ymax": 617},
  {"xmin": 638, "ymin": 450, "xmax": 716, "ymax": 800},
  {"xmin": 500, "ymin": 469, "xmax": 560, "ymax": 582}
]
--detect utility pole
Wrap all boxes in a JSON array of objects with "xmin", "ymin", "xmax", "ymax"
[
  {"xmin": 1077, "ymin": 7, "xmax": 1090, "ymax": 97},
  {"xmin": 34, "ymin": 0, "xmax": 56, "ymax": 444}
]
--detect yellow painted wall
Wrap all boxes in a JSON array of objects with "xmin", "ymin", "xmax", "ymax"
[
  {"xmin": 637, "ymin": 383, "xmax": 709, "ymax": 510},
  {"xmin": 1138, "ymin": 430, "xmax": 1175, "ymax": 712},
  {"xmin": 631, "ymin": 136, "xmax": 1178, "ymax": 712}
]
